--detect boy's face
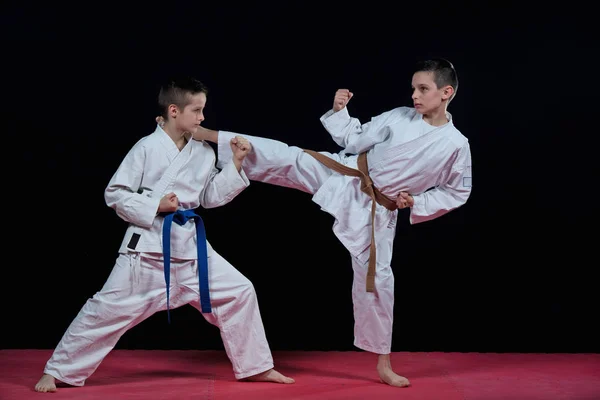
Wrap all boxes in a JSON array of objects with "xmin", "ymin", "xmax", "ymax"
[
  {"xmin": 411, "ymin": 71, "xmax": 451, "ymax": 115},
  {"xmin": 174, "ymin": 92, "xmax": 206, "ymax": 134}
]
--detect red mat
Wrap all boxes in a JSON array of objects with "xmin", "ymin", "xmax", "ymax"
[{"xmin": 1, "ymin": 350, "xmax": 599, "ymax": 399}]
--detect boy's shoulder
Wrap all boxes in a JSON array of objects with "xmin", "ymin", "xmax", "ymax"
[
  {"xmin": 380, "ymin": 105, "xmax": 413, "ymax": 115},
  {"xmin": 131, "ymin": 129, "xmax": 164, "ymax": 149},
  {"xmin": 374, "ymin": 106, "xmax": 414, "ymax": 123},
  {"xmin": 190, "ymin": 137, "xmax": 216, "ymax": 152},
  {"xmin": 445, "ymin": 123, "xmax": 469, "ymax": 149}
]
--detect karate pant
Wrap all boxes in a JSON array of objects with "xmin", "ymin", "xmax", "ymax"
[
  {"xmin": 44, "ymin": 249, "xmax": 273, "ymax": 386},
  {"xmin": 218, "ymin": 131, "xmax": 396, "ymax": 355}
]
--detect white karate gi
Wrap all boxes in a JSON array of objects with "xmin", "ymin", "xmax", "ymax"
[
  {"xmin": 216, "ymin": 106, "xmax": 472, "ymax": 354},
  {"xmin": 44, "ymin": 126, "xmax": 274, "ymax": 386}
]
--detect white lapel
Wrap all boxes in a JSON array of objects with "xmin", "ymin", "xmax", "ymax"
[
  {"xmin": 152, "ymin": 125, "xmax": 193, "ymax": 198},
  {"xmin": 397, "ymin": 111, "xmax": 454, "ymax": 154}
]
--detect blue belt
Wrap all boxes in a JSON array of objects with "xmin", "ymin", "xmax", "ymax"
[{"xmin": 162, "ymin": 209, "xmax": 211, "ymax": 323}]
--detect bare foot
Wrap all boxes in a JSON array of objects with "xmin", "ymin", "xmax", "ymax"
[
  {"xmin": 244, "ymin": 368, "xmax": 295, "ymax": 384},
  {"xmin": 377, "ymin": 354, "xmax": 410, "ymax": 388},
  {"xmin": 34, "ymin": 374, "xmax": 57, "ymax": 393}
]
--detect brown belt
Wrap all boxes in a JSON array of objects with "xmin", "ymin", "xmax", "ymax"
[{"xmin": 303, "ymin": 149, "xmax": 397, "ymax": 292}]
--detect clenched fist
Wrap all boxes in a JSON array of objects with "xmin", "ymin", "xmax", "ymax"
[
  {"xmin": 396, "ymin": 192, "xmax": 414, "ymax": 209},
  {"xmin": 333, "ymin": 89, "xmax": 353, "ymax": 112},
  {"xmin": 158, "ymin": 192, "xmax": 179, "ymax": 213},
  {"xmin": 231, "ymin": 136, "xmax": 251, "ymax": 160},
  {"xmin": 231, "ymin": 136, "xmax": 252, "ymax": 172}
]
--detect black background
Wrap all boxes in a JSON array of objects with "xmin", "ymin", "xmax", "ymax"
[{"xmin": 2, "ymin": 3, "xmax": 597, "ymax": 354}]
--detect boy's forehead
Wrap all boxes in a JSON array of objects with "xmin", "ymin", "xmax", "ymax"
[
  {"xmin": 412, "ymin": 71, "xmax": 435, "ymax": 86},
  {"xmin": 187, "ymin": 92, "xmax": 207, "ymax": 106}
]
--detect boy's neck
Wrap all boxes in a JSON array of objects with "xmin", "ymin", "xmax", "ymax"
[
  {"xmin": 422, "ymin": 106, "xmax": 449, "ymax": 127},
  {"xmin": 162, "ymin": 123, "xmax": 189, "ymax": 150}
]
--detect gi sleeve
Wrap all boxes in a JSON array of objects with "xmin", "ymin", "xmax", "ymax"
[
  {"xmin": 104, "ymin": 142, "xmax": 161, "ymax": 229},
  {"xmin": 200, "ymin": 161, "xmax": 250, "ymax": 209},
  {"xmin": 319, "ymin": 107, "xmax": 399, "ymax": 154},
  {"xmin": 409, "ymin": 142, "xmax": 472, "ymax": 224}
]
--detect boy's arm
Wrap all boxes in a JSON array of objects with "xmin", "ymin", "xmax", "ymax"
[
  {"xmin": 409, "ymin": 143, "xmax": 473, "ymax": 224},
  {"xmin": 200, "ymin": 137, "xmax": 251, "ymax": 209},
  {"xmin": 192, "ymin": 125, "xmax": 218, "ymax": 143},
  {"xmin": 318, "ymin": 88, "xmax": 402, "ymax": 154},
  {"xmin": 320, "ymin": 103, "xmax": 398, "ymax": 155},
  {"xmin": 104, "ymin": 144, "xmax": 161, "ymax": 228}
]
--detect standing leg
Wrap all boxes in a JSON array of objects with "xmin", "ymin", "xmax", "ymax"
[
  {"xmin": 179, "ymin": 247, "xmax": 294, "ymax": 384},
  {"xmin": 350, "ymin": 226, "xmax": 410, "ymax": 388},
  {"xmin": 35, "ymin": 253, "xmax": 171, "ymax": 392}
]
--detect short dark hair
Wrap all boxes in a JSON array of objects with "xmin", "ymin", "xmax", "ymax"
[
  {"xmin": 414, "ymin": 58, "xmax": 458, "ymax": 101},
  {"xmin": 157, "ymin": 76, "xmax": 208, "ymax": 119}
]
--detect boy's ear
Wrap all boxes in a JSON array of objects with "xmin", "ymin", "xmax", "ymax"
[
  {"xmin": 442, "ymin": 85, "xmax": 454, "ymax": 100},
  {"xmin": 168, "ymin": 104, "xmax": 178, "ymax": 118}
]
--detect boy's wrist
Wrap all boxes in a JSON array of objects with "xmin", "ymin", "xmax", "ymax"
[{"xmin": 232, "ymin": 157, "xmax": 243, "ymax": 171}]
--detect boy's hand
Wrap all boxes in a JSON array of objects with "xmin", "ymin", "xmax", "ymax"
[
  {"xmin": 396, "ymin": 192, "xmax": 414, "ymax": 209},
  {"xmin": 231, "ymin": 136, "xmax": 252, "ymax": 171},
  {"xmin": 231, "ymin": 136, "xmax": 251, "ymax": 160},
  {"xmin": 333, "ymin": 89, "xmax": 353, "ymax": 112},
  {"xmin": 156, "ymin": 116, "xmax": 165, "ymax": 127},
  {"xmin": 158, "ymin": 192, "xmax": 179, "ymax": 213}
]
